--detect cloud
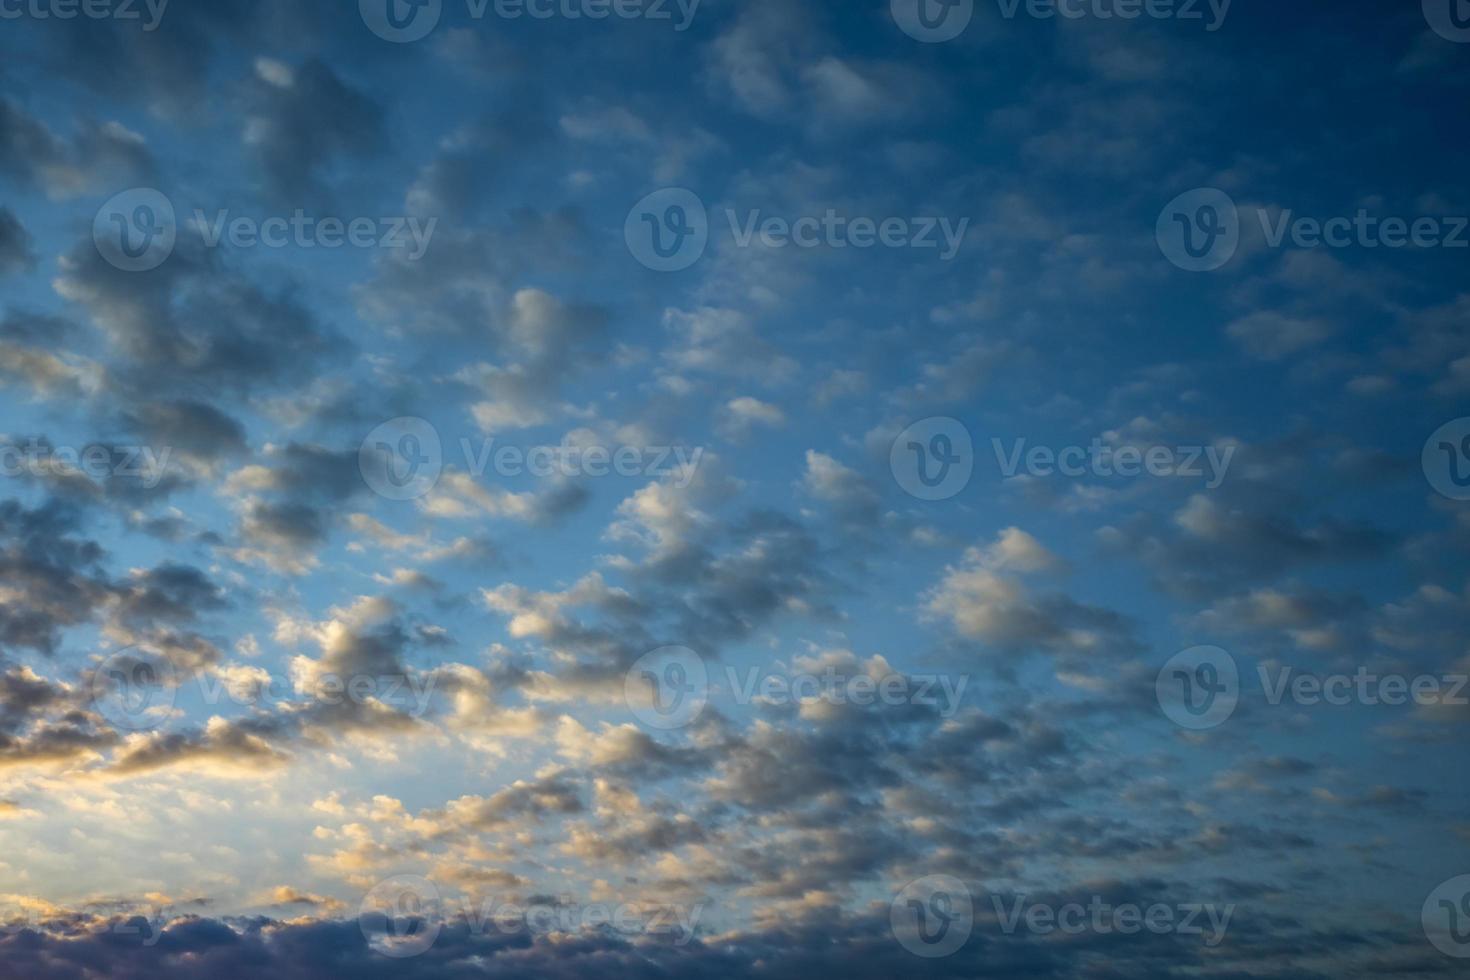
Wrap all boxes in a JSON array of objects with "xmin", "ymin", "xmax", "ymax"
[
  {"xmin": 243, "ymin": 58, "xmax": 384, "ymax": 205},
  {"xmin": 1225, "ymin": 311, "xmax": 1334, "ymax": 360},
  {"xmin": 0, "ymin": 207, "xmax": 33, "ymax": 276},
  {"xmin": 0, "ymin": 99, "xmax": 155, "ymax": 199},
  {"xmin": 718, "ymin": 396, "xmax": 786, "ymax": 440},
  {"xmin": 925, "ymin": 528, "xmax": 1138, "ymax": 662}
]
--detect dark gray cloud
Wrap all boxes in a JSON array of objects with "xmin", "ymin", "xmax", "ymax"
[
  {"xmin": 245, "ymin": 59, "xmax": 385, "ymax": 206},
  {"xmin": 15, "ymin": 0, "xmax": 329, "ymax": 117},
  {"xmin": 0, "ymin": 902, "xmax": 1459, "ymax": 980},
  {"xmin": 0, "ymin": 499, "xmax": 111, "ymax": 656},
  {"xmin": 54, "ymin": 234, "xmax": 346, "ymax": 400},
  {"xmin": 121, "ymin": 400, "xmax": 248, "ymax": 464},
  {"xmin": 0, "ymin": 207, "xmax": 33, "ymax": 275},
  {"xmin": 0, "ymin": 98, "xmax": 155, "ymax": 198}
]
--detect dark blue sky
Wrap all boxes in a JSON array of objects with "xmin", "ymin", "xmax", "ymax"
[{"xmin": 0, "ymin": 0, "xmax": 1467, "ymax": 976}]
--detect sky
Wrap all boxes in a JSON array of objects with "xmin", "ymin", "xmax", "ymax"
[{"xmin": 1, "ymin": 0, "xmax": 1469, "ymax": 977}]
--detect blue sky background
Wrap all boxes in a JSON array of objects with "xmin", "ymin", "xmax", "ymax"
[{"xmin": 0, "ymin": 0, "xmax": 1468, "ymax": 976}]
